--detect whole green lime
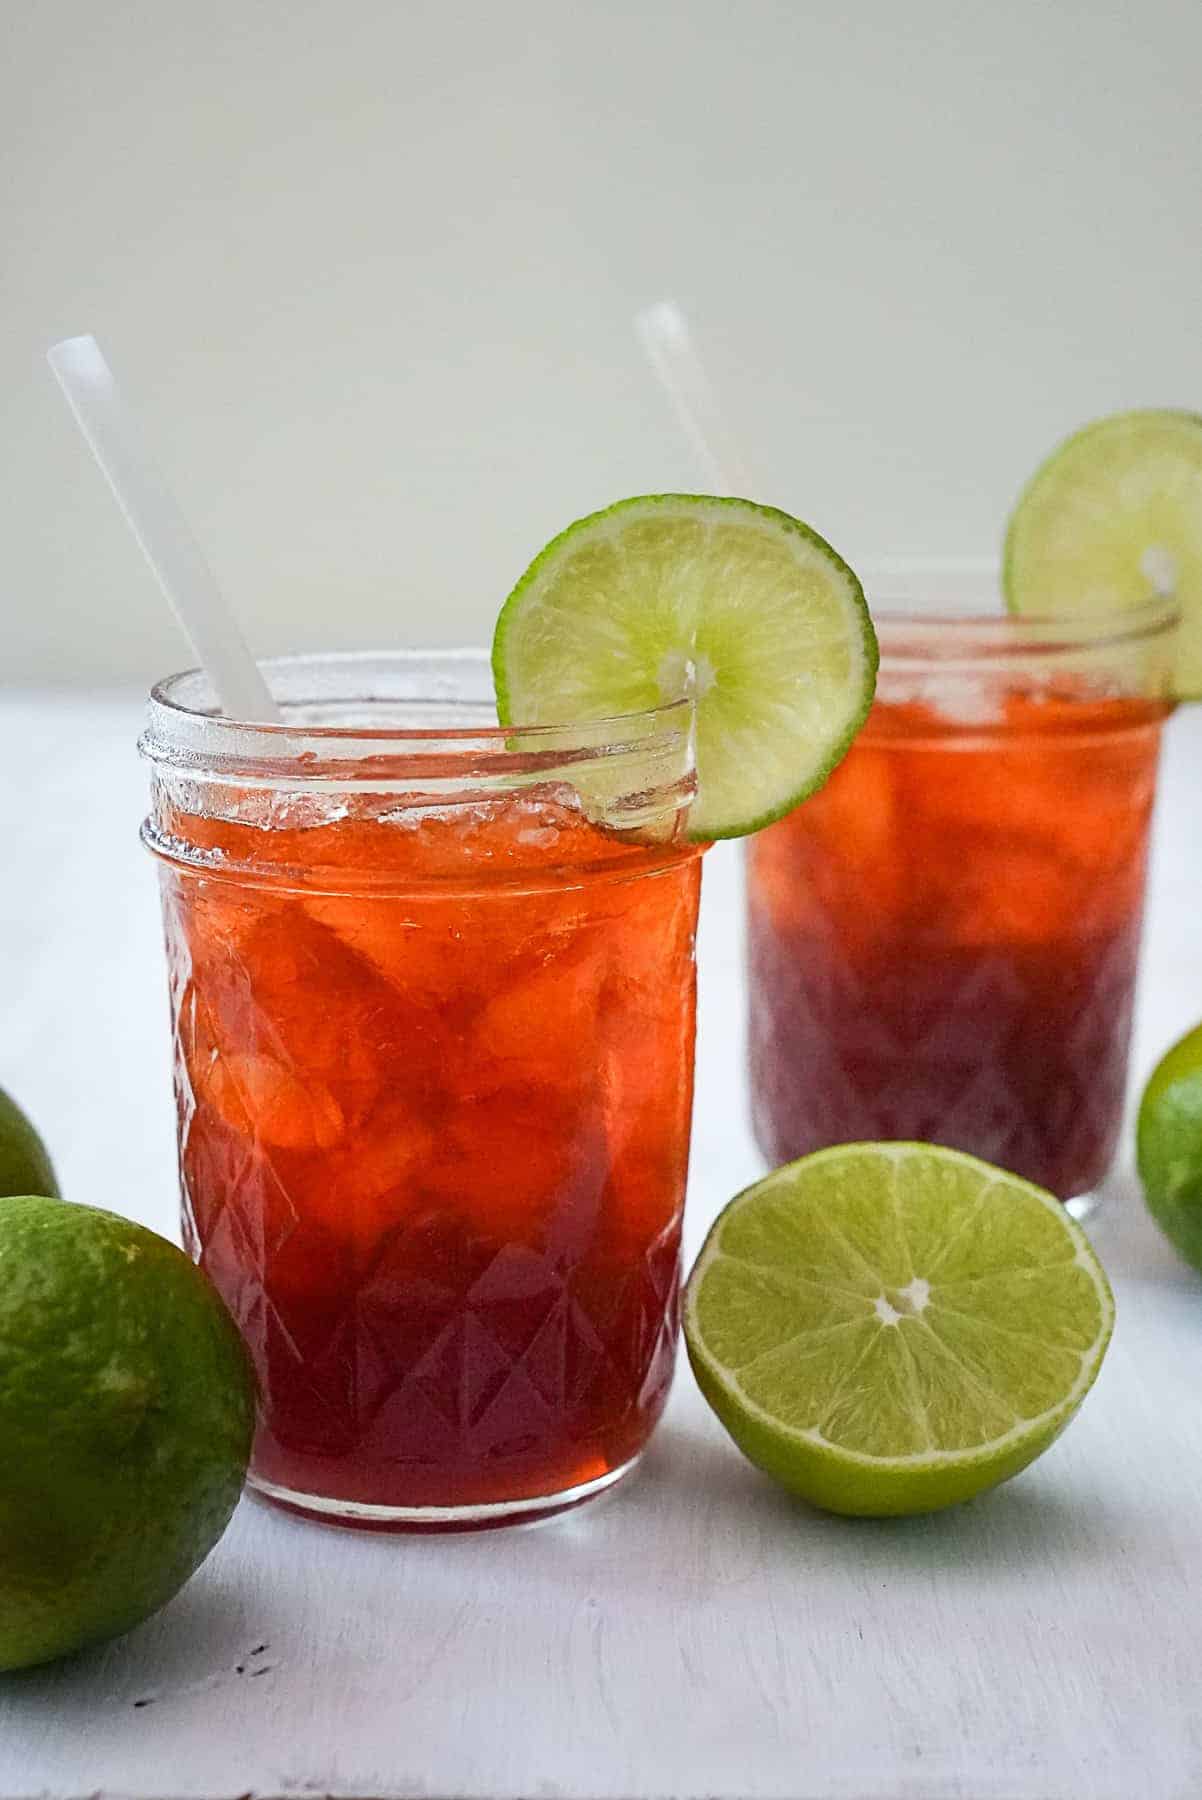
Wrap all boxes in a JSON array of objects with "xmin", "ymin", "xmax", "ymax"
[
  {"xmin": 0, "ymin": 1196, "xmax": 255, "ymax": 1672},
  {"xmin": 0, "ymin": 1086, "xmax": 59, "ymax": 1200},
  {"xmin": 1138, "ymin": 1023, "xmax": 1202, "ymax": 1273}
]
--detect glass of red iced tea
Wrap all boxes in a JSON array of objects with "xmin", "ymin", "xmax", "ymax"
[
  {"xmin": 141, "ymin": 651, "xmax": 702, "ymax": 1529},
  {"xmin": 746, "ymin": 580, "xmax": 1178, "ymax": 1215}
]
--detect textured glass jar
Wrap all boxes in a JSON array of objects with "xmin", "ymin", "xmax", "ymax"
[
  {"xmin": 747, "ymin": 592, "xmax": 1178, "ymax": 1213},
  {"xmin": 142, "ymin": 652, "xmax": 703, "ymax": 1528}
]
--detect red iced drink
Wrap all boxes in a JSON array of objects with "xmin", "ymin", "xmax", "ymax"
[
  {"xmin": 748, "ymin": 608, "xmax": 1175, "ymax": 1205},
  {"xmin": 144, "ymin": 656, "xmax": 701, "ymax": 1527}
]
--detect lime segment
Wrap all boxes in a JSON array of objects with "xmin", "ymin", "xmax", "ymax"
[
  {"xmin": 491, "ymin": 495, "xmax": 877, "ymax": 840},
  {"xmin": 1004, "ymin": 409, "xmax": 1202, "ymax": 697},
  {"xmin": 683, "ymin": 1143, "xmax": 1114, "ymax": 1516}
]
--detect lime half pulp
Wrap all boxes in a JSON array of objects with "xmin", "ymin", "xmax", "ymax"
[
  {"xmin": 1004, "ymin": 409, "xmax": 1202, "ymax": 697},
  {"xmin": 684, "ymin": 1143, "xmax": 1114, "ymax": 1516},
  {"xmin": 491, "ymin": 495, "xmax": 877, "ymax": 840}
]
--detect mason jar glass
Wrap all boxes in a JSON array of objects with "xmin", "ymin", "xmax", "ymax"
[
  {"xmin": 746, "ymin": 584, "xmax": 1178, "ymax": 1216},
  {"xmin": 141, "ymin": 651, "xmax": 703, "ymax": 1529}
]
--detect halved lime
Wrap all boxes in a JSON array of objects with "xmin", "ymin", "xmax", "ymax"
[
  {"xmin": 683, "ymin": 1143, "xmax": 1114, "ymax": 1516},
  {"xmin": 1004, "ymin": 409, "xmax": 1202, "ymax": 697},
  {"xmin": 1137, "ymin": 1020, "xmax": 1202, "ymax": 1274},
  {"xmin": 491, "ymin": 496, "xmax": 877, "ymax": 840}
]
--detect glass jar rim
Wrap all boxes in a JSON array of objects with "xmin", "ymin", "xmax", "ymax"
[
  {"xmin": 869, "ymin": 593, "xmax": 1180, "ymax": 668},
  {"xmin": 140, "ymin": 648, "xmax": 693, "ymax": 779},
  {"xmin": 139, "ymin": 649, "xmax": 699, "ymax": 855}
]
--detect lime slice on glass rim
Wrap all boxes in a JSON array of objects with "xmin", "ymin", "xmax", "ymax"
[
  {"xmin": 1004, "ymin": 408, "xmax": 1202, "ymax": 697},
  {"xmin": 491, "ymin": 495, "xmax": 877, "ymax": 840},
  {"xmin": 683, "ymin": 1143, "xmax": 1114, "ymax": 1517}
]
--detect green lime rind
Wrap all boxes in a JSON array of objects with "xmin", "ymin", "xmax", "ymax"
[
  {"xmin": 1003, "ymin": 408, "xmax": 1202, "ymax": 699},
  {"xmin": 683, "ymin": 1142, "xmax": 1114, "ymax": 1518},
  {"xmin": 0, "ymin": 1196, "xmax": 255, "ymax": 1672},
  {"xmin": 0, "ymin": 1086, "xmax": 59, "ymax": 1201},
  {"xmin": 492, "ymin": 494, "xmax": 878, "ymax": 841},
  {"xmin": 1137, "ymin": 1021, "xmax": 1202, "ymax": 1275}
]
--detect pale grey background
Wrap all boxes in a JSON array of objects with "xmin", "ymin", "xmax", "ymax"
[{"xmin": 4, "ymin": 0, "xmax": 1201, "ymax": 685}]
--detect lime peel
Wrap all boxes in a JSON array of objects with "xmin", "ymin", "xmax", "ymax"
[
  {"xmin": 1137, "ymin": 1020, "xmax": 1202, "ymax": 1273},
  {"xmin": 0, "ymin": 1196, "xmax": 254, "ymax": 1671},
  {"xmin": 0, "ymin": 1085, "xmax": 59, "ymax": 1200}
]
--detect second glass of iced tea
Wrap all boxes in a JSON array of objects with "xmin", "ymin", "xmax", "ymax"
[
  {"xmin": 747, "ymin": 583, "xmax": 1178, "ymax": 1214},
  {"xmin": 141, "ymin": 652, "xmax": 702, "ymax": 1529}
]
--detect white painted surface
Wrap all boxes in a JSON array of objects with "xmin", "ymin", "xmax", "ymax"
[{"xmin": 1, "ymin": 691, "xmax": 1200, "ymax": 1800}]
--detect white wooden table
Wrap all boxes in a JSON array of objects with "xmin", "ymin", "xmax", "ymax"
[{"xmin": 2, "ymin": 690, "xmax": 1200, "ymax": 1800}]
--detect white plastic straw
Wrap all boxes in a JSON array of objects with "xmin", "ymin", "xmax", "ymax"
[
  {"xmin": 47, "ymin": 334, "xmax": 281, "ymax": 723},
  {"xmin": 635, "ymin": 300, "xmax": 752, "ymax": 495}
]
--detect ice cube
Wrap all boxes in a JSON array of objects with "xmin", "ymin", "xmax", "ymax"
[
  {"xmin": 471, "ymin": 942, "xmax": 603, "ymax": 1070},
  {"xmin": 205, "ymin": 1051, "xmax": 345, "ymax": 1152}
]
